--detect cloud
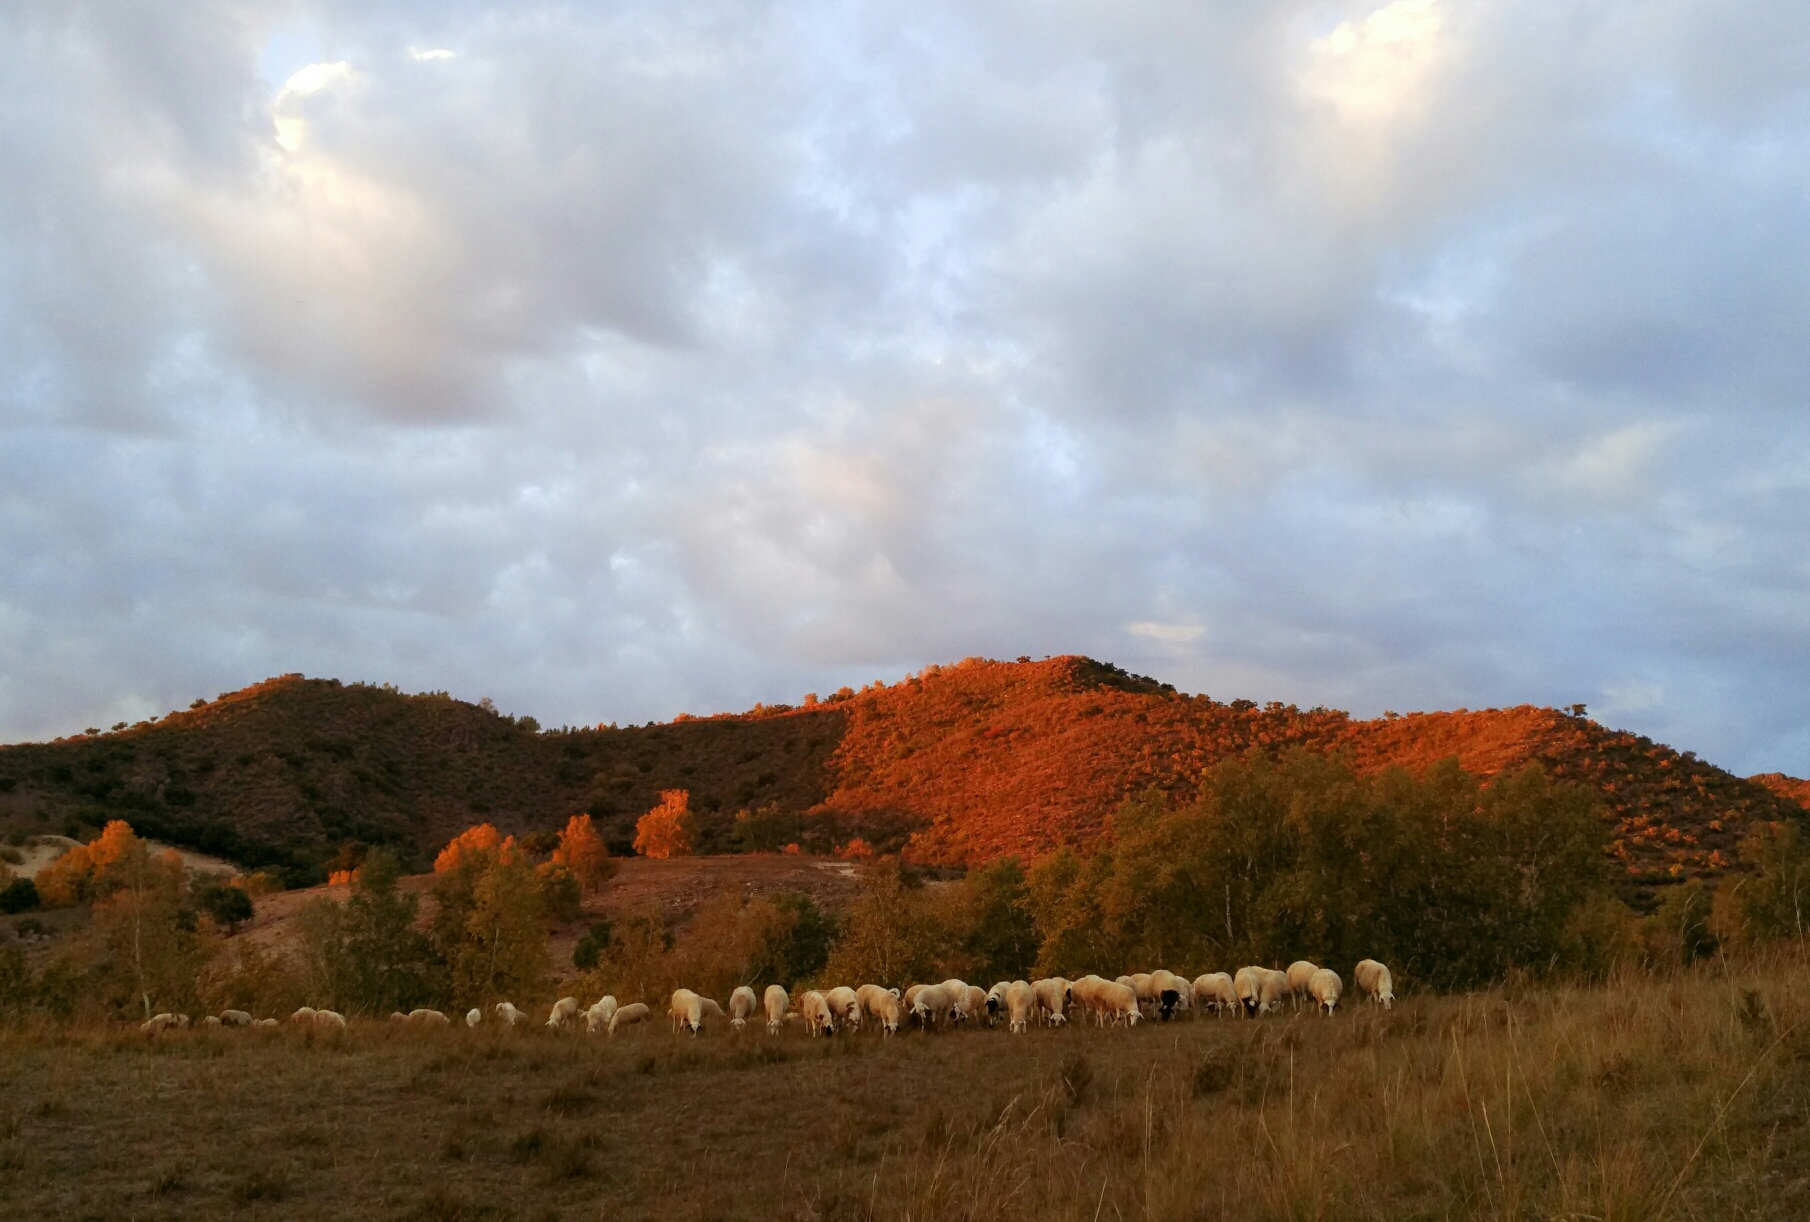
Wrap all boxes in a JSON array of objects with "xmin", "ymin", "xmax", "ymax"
[{"xmin": 0, "ymin": 0, "xmax": 1806, "ymax": 776}]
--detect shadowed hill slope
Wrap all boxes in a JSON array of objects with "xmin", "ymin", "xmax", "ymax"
[{"xmin": 0, "ymin": 658, "xmax": 1802, "ymax": 893}]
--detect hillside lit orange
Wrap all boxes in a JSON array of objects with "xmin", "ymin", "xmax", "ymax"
[{"xmin": 635, "ymin": 790, "xmax": 695, "ymax": 858}]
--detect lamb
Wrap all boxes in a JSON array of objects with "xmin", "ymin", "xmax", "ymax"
[
  {"xmin": 824, "ymin": 986, "xmax": 862, "ymax": 1032},
  {"xmin": 1286, "ymin": 961, "xmax": 1320, "ymax": 1012},
  {"xmin": 799, "ymin": 989, "xmax": 836, "ymax": 1037},
  {"xmin": 314, "ymin": 1009, "xmax": 347, "ymax": 1031},
  {"xmin": 219, "ymin": 1009, "xmax": 252, "ymax": 1027},
  {"xmin": 494, "ymin": 1001, "xmax": 526, "ymax": 1027},
  {"xmin": 545, "ymin": 997, "xmax": 582, "ymax": 1031},
  {"xmin": 1308, "ymin": 968, "xmax": 1343, "ymax": 1016},
  {"xmin": 609, "ymin": 1002, "xmax": 651, "ymax": 1035},
  {"xmin": 1233, "ymin": 967, "xmax": 1265, "ymax": 1017},
  {"xmin": 763, "ymin": 984, "xmax": 790, "ymax": 1034},
  {"xmin": 729, "ymin": 985, "xmax": 758, "ymax": 1030},
  {"xmin": 466, "ymin": 1008, "xmax": 482, "ymax": 1028},
  {"xmin": 857, "ymin": 984, "xmax": 904, "ymax": 1035},
  {"xmin": 1004, "ymin": 980, "xmax": 1037, "ymax": 1034},
  {"xmin": 1355, "ymin": 959, "xmax": 1395, "ymax": 1010},
  {"xmin": 1031, "ymin": 977, "xmax": 1069, "ymax": 1026},
  {"xmin": 586, "ymin": 995, "xmax": 619, "ymax": 1035},
  {"xmin": 141, "ymin": 1012, "xmax": 178, "ymax": 1034},
  {"xmin": 411, "ymin": 1008, "xmax": 451, "ymax": 1027},
  {"xmin": 1192, "ymin": 972, "xmax": 1237, "ymax": 1016}
]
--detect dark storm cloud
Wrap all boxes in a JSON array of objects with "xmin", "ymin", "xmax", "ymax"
[{"xmin": 0, "ymin": 0, "xmax": 1806, "ymax": 774}]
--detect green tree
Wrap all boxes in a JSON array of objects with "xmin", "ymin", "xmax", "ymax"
[
  {"xmin": 955, "ymin": 858, "xmax": 1039, "ymax": 983},
  {"xmin": 1721, "ymin": 820, "xmax": 1810, "ymax": 944},
  {"xmin": 298, "ymin": 848, "xmax": 443, "ymax": 1013},
  {"xmin": 451, "ymin": 854, "xmax": 548, "ymax": 1006},
  {"xmin": 820, "ymin": 858, "xmax": 948, "ymax": 988},
  {"xmin": 197, "ymin": 882, "xmax": 254, "ymax": 933}
]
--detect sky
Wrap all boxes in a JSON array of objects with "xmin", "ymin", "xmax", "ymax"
[{"xmin": 1, "ymin": 0, "xmax": 1806, "ymax": 775}]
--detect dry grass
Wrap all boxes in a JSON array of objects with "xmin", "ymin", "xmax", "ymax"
[{"xmin": 4, "ymin": 953, "xmax": 1809, "ymax": 1221}]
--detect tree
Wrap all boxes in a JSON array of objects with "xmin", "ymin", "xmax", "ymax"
[
  {"xmin": 35, "ymin": 819, "xmax": 141, "ymax": 908},
  {"xmin": 536, "ymin": 862, "xmax": 583, "ymax": 922},
  {"xmin": 551, "ymin": 814, "xmax": 616, "ymax": 892},
  {"xmin": 0, "ymin": 877, "xmax": 37, "ymax": 915},
  {"xmin": 635, "ymin": 790, "xmax": 695, "ymax": 859},
  {"xmin": 1721, "ymin": 820, "xmax": 1810, "ymax": 944},
  {"xmin": 435, "ymin": 824, "xmax": 507, "ymax": 874},
  {"xmin": 197, "ymin": 882, "xmax": 254, "ymax": 934},
  {"xmin": 298, "ymin": 848, "xmax": 444, "ymax": 1014},
  {"xmin": 88, "ymin": 832, "xmax": 211, "ymax": 1020},
  {"xmin": 954, "ymin": 858, "xmax": 1040, "ymax": 983},
  {"xmin": 451, "ymin": 854, "xmax": 548, "ymax": 1006},
  {"xmin": 820, "ymin": 858, "xmax": 949, "ymax": 988}
]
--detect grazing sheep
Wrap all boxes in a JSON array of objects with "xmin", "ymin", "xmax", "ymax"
[
  {"xmin": 1308, "ymin": 968, "xmax": 1342, "ymax": 1016},
  {"xmin": 219, "ymin": 1009, "xmax": 252, "ymax": 1027},
  {"xmin": 1257, "ymin": 970, "xmax": 1290, "ymax": 1016},
  {"xmin": 1233, "ymin": 967, "xmax": 1265, "ymax": 1017},
  {"xmin": 545, "ymin": 997, "xmax": 582, "ymax": 1031},
  {"xmin": 252, "ymin": 1017, "xmax": 280, "ymax": 1029},
  {"xmin": 799, "ymin": 989, "xmax": 836, "ymax": 1037},
  {"xmin": 1193, "ymin": 972, "xmax": 1237, "ymax": 1016},
  {"xmin": 609, "ymin": 1002, "xmax": 651, "ymax": 1035},
  {"xmin": 389, "ymin": 1012, "xmax": 410, "ymax": 1023},
  {"xmin": 290, "ymin": 1007, "xmax": 317, "ymax": 1025},
  {"xmin": 494, "ymin": 1001, "xmax": 526, "ymax": 1028},
  {"xmin": 202, "ymin": 1015, "xmax": 222, "ymax": 1028},
  {"xmin": 1031, "ymin": 977, "xmax": 1070, "ymax": 1026},
  {"xmin": 313, "ymin": 1010, "xmax": 347, "ymax": 1031},
  {"xmin": 985, "ymin": 981, "xmax": 1012, "ymax": 1026},
  {"xmin": 763, "ymin": 984, "xmax": 790, "ymax": 1035},
  {"xmin": 1148, "ymin": 969, "xmax": 1187, "ymax": 1020},
  {"xmin": 1355, "ymin": 959, "xmax": 1394, "ymax": 1010},
  {"xmin": 411, "ymin": 1009, "xmax": 451, "ymax": 1027},
  {"xmin": 1286, "ymin": 961, "xmax": 1320, "ymax": 1011},
  {"xmin": 668, "ymin": 989, "xmax": 714, "ymax": 1035},
  {"xmin": 1004, "ymin": 980, "xmax": 1037, "ymax": 1034},
  {"xmin": 586, "ymin": 996, "xmax": 619, "ymax": 1035},
  {"xmin": 963, "ymin": 984, "xmax": 987, "ymax": 1024},
  {"xmin": 1070, "ymin": 976, "xmax": 1140, "ymax": 1027},
  {"xmin": 141, "ymin": 1012, "xmax": 178, "ymax": 1034},
  {"xmin": 466, "ymin": 1008, "xmax": 482, "ymax": 1028},
  {"xmin": 728, "ymin": 986, "xmax": 758, "ymax": 1030},
  {"xmin": 857, "ymin": 984, "xmax": 904, "ymax": 1036},
  {"xmin": 824, "ymin": 986, "xmax": 862, "ymax": 1032}
]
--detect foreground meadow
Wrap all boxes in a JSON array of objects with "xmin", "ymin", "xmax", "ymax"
[{"xmin": 4, "ymin": 953, "xmax": 1809, "ymax": 1221}]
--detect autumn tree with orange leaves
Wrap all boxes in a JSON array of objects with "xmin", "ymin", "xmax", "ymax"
[
  {"xmin": 635, "ymin": 790, "xmax": 695, "ymax": 859},
  {"xmin": 550, "ymin": 814, "xmax": 616, "ymax": 892}
]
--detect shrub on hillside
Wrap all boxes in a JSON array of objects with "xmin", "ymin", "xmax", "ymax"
[
  {"xmin": 550, "ymin": 814, "xmax": 616, "ymax": 891},
  {"xmin": 1716, "ymin": 820, "xmax": 1810, "ymax": 946},
  {"xmin": 197, "ymin": 881, "xmax": 255, "ymax": 933},
  {"xmin": 297, "ymin": 848, "xmax": 444, "ymax": 1014},
  {"xmin": 0, "ymin": 876, "xmax": 37, "ymax": 914}
]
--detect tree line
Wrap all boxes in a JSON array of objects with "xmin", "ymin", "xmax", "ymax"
[{"xmin": 3, "ymin": 752, "xmax": 1808, "ymax": 1023}]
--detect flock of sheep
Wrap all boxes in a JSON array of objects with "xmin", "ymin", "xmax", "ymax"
[{"xmin": 141, "ymin": 957, "xmax": 1395, "ymax": 1038}]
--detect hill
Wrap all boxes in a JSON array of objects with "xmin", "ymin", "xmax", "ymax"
[{"xmin": 0, "ymin": 658, "xmax": 1803, "ymax": 895}]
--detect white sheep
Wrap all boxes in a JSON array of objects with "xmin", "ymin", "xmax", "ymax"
[
  {"xmin": 252, "ymin": 1017, "xmax": 279, "ymax": 1029},
  {"xmin": 1004, "ymin": 980, "xmax": 1037, "ymax": 1034},
  {"xmin": 1031, "ymin": 977, "xmax": 1069, "ymax": 1026},
  {"xmin": 389, "ymin": 1011, "xmax": 410, "ymax": 1023},
  {"xmin": 963, "ymin": 984, "xmax": 987, "ymax": 1024},
  {"xmin": 586, "ymin": 995, "xmax": 619, "ymax": 1035},
  {"xmin": 1192, "ymin": 972, "xmax": 1237, "ymax": 1016},
  {"xmin": 1233, "ymin": 967, "xmax": 1265, "ymax": 1017},
  {"xmin": 1257, "ymin": 969, "xmax": 1290, "ymax": 1016},
  {"xmin": 908, "ymin": 981, "xmax": 962, "ymax": 1029},
  {"xmin": 202, "ymin": 1015, "xmax": 222, "ymax": 1028},
  {"xmin": 545, "ymin": 997, "xmax": 581, "ymax": 1031},
  {"xmin": 141, "ymin": 1012, "xmax": 177, "ymax": 1034},
  {"xmin": 799, "ymin": 989, "xmax": 836, "ymax": 1037},
  {"xmin": 985, "ymin": 981, "xmax": 1012, "ymax": 1026},
  {"xmin": 289, "ymin": 1006, "xmax": 317, "ymax": 1025},
  {"xmin": 411, "ymin": 1008, "xmax": 451, "ymax": 1027},
  {"xmin": 728, "ymin": 985, "xmax": 758, "ymax": 1030},
  {"xmin": 763, "ymin": 984, "xmax": 790, "ymax": 1035},
  {"xmin": 494, "ymin": 1001, "xmax": 526, "ymax": 1028},
  {"xmin": 1308, "ymin": 968, "xmax": 1342, "ymax": 1016},
  {"xmin": 609, "ymin": 1002, "xmax": 650, "ymax": 1035},
  {"xmin": 1355, "ymin": 959, "xmax": 1394, "ymax": 1010},
  {"xmin": 313, "ymin": 1009, "xmax": 347, "ymax": 1031},
  {"xmin": 1286, "ymin": 960, "xmax": 1320, "ymax": 1011},
  {"xmin": 219, "ymin": 1009, "xmax": 252, "ymax": 1027},
  {"xmin": 857, "ymin": 984, "xmax": 904, "ymax": 1035},
  {"xmin": 824, "ymin": 986, "xmax": 862, "ymax": 1032},
  {"xmin": 668, "ymin": 988, "xmax": 712, "ymax": 1035},
  {"xmin": 1148, "ymin": 969, "xmax": 1187, "ymax": 1020},
  {"xmin": 465, "ymin": 1008, "xmax": 482, "ymax": 1028}
]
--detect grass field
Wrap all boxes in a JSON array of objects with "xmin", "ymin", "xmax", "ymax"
[{"xmin": 4, "ymin": 952, "xmax": 1809, "ymax": 1221}]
